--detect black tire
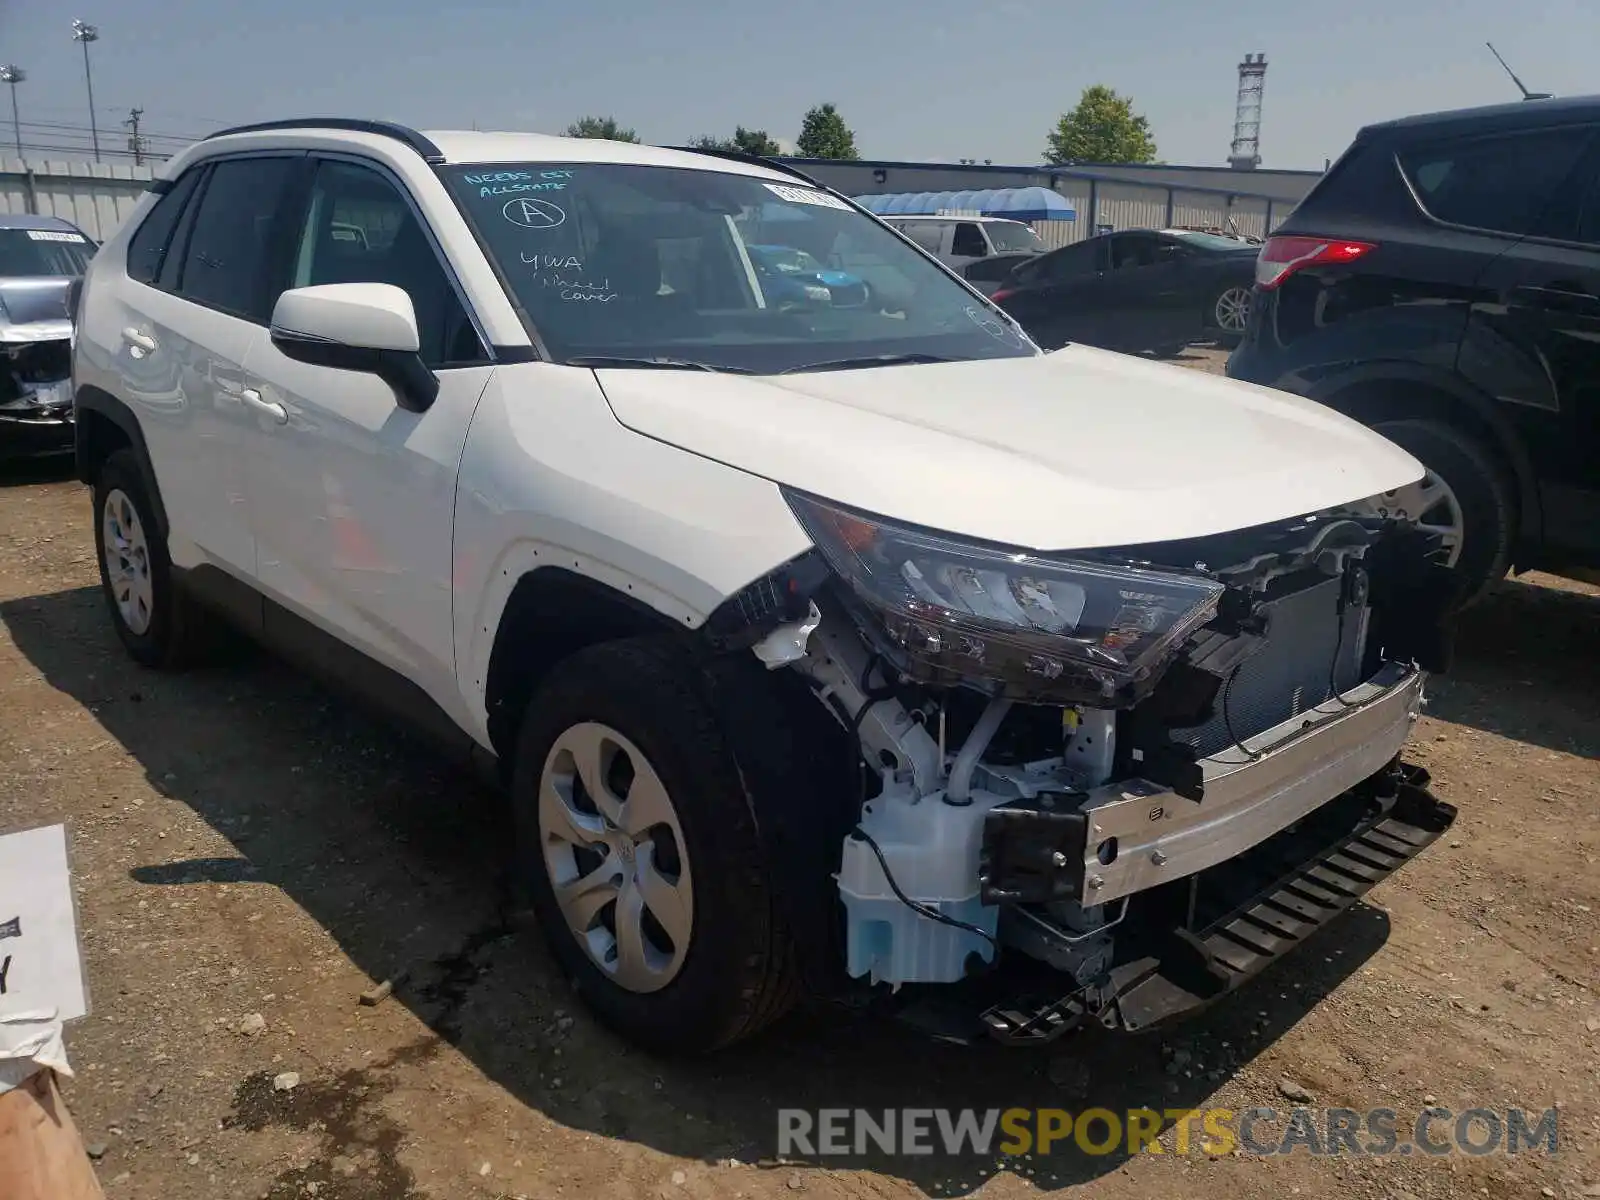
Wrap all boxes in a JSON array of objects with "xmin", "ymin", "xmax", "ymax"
[
  {"xmin": 510, "ymin": 636, "xmax": 799, "ymax": 1055},
  {"xmin": 91, "ymin": 448, "xmax": 213, "ymax": 668},
  {"xmin": 1369, "ymin": 418, "xmax": 1515, "ymax": 607}
]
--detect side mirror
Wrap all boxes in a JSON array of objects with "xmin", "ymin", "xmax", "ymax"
[{"xmin": 269, "ymin": 283, "xmax": 439, "ymax": 413}]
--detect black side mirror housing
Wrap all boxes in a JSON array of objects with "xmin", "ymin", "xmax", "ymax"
[{"xmin": 270, "ymin": 330, "xmax": 439, "ymax": 414}]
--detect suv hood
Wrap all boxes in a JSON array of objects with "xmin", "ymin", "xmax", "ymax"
[
  {"xmin": 594, "ymin": 345, "xmax": 1424, "ymax": 551},
  {"xmin": 0, "ymin": 277, "xmax": 75, "ymax": 342}
]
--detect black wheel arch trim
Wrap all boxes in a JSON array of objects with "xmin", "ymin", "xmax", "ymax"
[
  {"xmin": 74, "ymin": 385, "xmax": 171, "ymax": 540},
  {"xmin": 482, "ymin": 565, "xmax": 693, "ymax": 763},
  {"xmin": 1299, "ymin": 360, "xmax": 1541, "ymax": 549}
]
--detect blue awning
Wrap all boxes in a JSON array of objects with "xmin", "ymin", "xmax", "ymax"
[{"xmin": 851, "ymin": 186, "xmax": 1077, "ymax": 223}]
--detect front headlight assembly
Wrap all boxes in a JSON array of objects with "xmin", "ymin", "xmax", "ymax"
[{"xmin": 785, "ymin": 491, "xmax": 1226, "ymax": 705}]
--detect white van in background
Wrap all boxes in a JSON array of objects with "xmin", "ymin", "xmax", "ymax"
[{"xmin": 883, "ymin": 215, "xmax": 1047, "ymax": 293}]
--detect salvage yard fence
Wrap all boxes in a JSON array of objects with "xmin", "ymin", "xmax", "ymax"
[
  {"xmin": 1, "ymin": 158, "xmax": 157, "ymax": 243},
  {"xmin": 1018, "ymin": 181, "xmax": 1282, "ymax": 250},
  {"xmin": 1052, "ymin": 174, "xmax": 1282, "ymax": 242}
]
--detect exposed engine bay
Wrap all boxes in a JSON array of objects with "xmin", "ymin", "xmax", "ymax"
[
  {"xmin": 712, "ymin": 494, "xmax": 1461, "ymax": 1043},
  {"xmin": 2, "ymin": 337, "xmax": 72, "ymax": 411}
]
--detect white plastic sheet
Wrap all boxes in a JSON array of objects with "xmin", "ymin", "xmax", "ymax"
[
  {"xmin": 0, "ymin": 1011, "xmax": 72, "ymax": 1094},
  {"xmin": 0, "ymin": 824, "xmax": 87, "ymax": 1093}
]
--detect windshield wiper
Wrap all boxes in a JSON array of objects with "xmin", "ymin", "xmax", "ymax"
[
  {"xmin": 565, "ymin": 355, "xmax": 752, "ymax": 374},
  {"xmin": 778, "ymin": 353, "xmax": 958, "ymax": 374}
]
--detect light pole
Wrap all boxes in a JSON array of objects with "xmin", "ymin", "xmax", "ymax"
[
  {"xmin": 71, "ymin": 19, "xmax": 100, "ymax": 162},
  {"xmin": 0, "ymin": 66, "xmax": 23, "ymax": 159}
]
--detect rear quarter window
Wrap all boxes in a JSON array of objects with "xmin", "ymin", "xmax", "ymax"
[
  {"xmin": 126, "ymin": 168, "xmax": 203, "ymax": 285},
  {"xmin": 1397, "ymin": 126, "xmax": 1596, "ymax": 236}
]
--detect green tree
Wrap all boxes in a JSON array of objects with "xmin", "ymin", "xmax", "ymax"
[
  {"xmin": 732, "ymin": 126, "xmax": 784, "ymax": 156},
  {"xmin": 795, "ymin": 103, "xmax": 859, "ymax": 159},
  {"xmin": 687, "ymin": 126, "xmax": 784, "ymax": 156},
  {"xmin": 1043, "ymin": 85, "xmax": 1156, "ymax": 165},
  {"xmin": 565, "ymin": 115, "xmax": 640, "ymax": 143}
]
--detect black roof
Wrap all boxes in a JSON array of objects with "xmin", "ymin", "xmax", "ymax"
[
  {"xmin": 1360, "ymin": 93, "xmax": 1600, "ymax": 139},
  {"xmin": 204, "ymin": 118, "xmax": 446, "ymax": 163}
]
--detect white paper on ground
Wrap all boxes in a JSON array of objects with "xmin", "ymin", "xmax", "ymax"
[
  {"xmin": 0, "ymin": 1010, "xmax": 72, "ymax": 1094},
  {"xmin": 0, "ymin": 824, "xmax": 89, "ymax": 1026}
]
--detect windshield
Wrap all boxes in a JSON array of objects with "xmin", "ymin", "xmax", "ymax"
[
  {"xmin": 1170, "ymin": 230, "xmax": 1252, "ymax": 253},
  {"xmin": 442, "ymin": 164, "xmax": 1034, "ymax": 372},
  {"xmin": 984, "ymin": 222, "xmax": 1046, "ymax": 253},
  {"xmin": 0, "ymin": 228, "xmax": 95, "ymax": 277}
]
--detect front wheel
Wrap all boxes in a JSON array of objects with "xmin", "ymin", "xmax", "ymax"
[
  {"xmin": 1363, "ymin": 418, "xmax": 1515, "ymax": 607},
  {"xmin": 510, "ymin": 637, "xmax": 798, "ymax": 1055},
  {"xmin": 1208, "ymin": 284, "xmax": 1252, "ymax": 346}
]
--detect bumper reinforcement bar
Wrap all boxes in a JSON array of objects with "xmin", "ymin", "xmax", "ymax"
[{"xmin": 968, "ymin": 763, "xmax": 1455, "ymax": 1045}]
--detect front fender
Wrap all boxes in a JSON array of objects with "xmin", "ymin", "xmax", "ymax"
[{"xmin": 451, "ymin": 363, "xmax": 813, "ymax": 746}]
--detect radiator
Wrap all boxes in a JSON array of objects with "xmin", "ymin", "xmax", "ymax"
[{"xmin": 1175, "ymin": 575, "xmax": 1369, "ymax": 759}]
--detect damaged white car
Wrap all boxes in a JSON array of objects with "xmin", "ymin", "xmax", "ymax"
[
  {"xmin": 72, "ymin": 121, "xmax": 1459, "ymax": 1054},
  {"xmin": 1, "ymin": 214, "xmax": 93, "ymax": 459}
]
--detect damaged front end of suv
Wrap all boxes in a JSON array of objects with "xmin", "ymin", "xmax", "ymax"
[
  {"xmin": 710, "ymin": 488, "xmax": 1460, "ymax": 1046},
  {"xmin": 0, "ymin": 220, "xmax": 94, "ymax": 460}
]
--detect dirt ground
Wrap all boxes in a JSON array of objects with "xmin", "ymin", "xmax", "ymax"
[{"xmin": 1, "ymin": 346, "xmax": 1596, "ymax": 1200}]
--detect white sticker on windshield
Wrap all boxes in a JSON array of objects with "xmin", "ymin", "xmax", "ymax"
[
  {"xmin": 764, "ymin": 183, "xmax": 850, "ymax": 211},
  {"xmin": 26, "ymin": 230, "xmax": 87, "ymax": 243}
]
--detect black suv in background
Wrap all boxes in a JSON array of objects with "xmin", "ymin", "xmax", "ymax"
[{"xmin": 1228, "ymin": 95, "xmax": 1600, "ymax": 603}]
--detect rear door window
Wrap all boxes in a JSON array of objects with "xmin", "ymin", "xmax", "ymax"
[
  {"xmin": 1398, "ymin": 127, "xmax": 1596, "ymax": 236},
  {"xmin": 175, "ymin": 156, "xmax": 299, "ymax": 322}
]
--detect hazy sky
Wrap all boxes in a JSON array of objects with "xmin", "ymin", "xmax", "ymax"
[{"xmin": 1, "ymin": 0, "xmax": 1593, "ymax": 171}]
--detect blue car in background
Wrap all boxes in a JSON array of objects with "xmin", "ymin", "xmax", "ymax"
[{"xmin": 746, "ymin": 244, "xmax": 870, "ymax": 309}]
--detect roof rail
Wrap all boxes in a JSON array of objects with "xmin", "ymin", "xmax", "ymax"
[
  {"xmin": 660, "ymin": 144, "xmax": 828, "ymax": 188},
  {"xmin": 204, "ymin": 118, "xmax": 446, "ymax": 164}
]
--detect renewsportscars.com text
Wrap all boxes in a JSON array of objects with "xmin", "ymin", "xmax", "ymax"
[{"xmin": 777, "ymin": 1105, "xmax": 1559, "ymax": 1159}]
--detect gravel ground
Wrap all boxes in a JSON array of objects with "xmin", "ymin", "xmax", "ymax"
[{"xmin": 0, "ymin": 346, "xmax": 1596, "ymax": 1199}]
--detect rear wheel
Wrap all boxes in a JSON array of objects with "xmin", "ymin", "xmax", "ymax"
[
  {"xmin": 92, "ymin": 448, "xmax": 213, "ymax": 668},
  {"xmin": 1362, "ymin": 418, "xmax": 1515, "ymax": 607},
  {"xmin": 1209, "ymin": 284, "xmax": 1252, "ymax": 346},
  {"xmin": 510, "ymin": 637, "xmax": 798, "ymax": 1054}
]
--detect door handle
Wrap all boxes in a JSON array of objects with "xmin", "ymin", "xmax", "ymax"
[
  {"xmin": 240, "ymin": 387, "xmax": 288, "ymax": 426},
  {"xmin": 121, "ymin": 327, "xmax": 157, "ymax": 357}
]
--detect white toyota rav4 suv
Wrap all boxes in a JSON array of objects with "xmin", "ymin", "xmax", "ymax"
[{"xmin": 73, "ymin": 119, "xmax": 1460, "ymax": 1054}]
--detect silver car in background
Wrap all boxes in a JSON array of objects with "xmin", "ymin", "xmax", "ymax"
[{"xmin": 1, "ymin": 213, "xmax": 96, "ymax": 459}]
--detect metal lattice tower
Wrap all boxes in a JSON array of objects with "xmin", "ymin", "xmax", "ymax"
[{"xmin": 1229, "ymin": 51, "xmax": 1268, "ymax": 170}]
